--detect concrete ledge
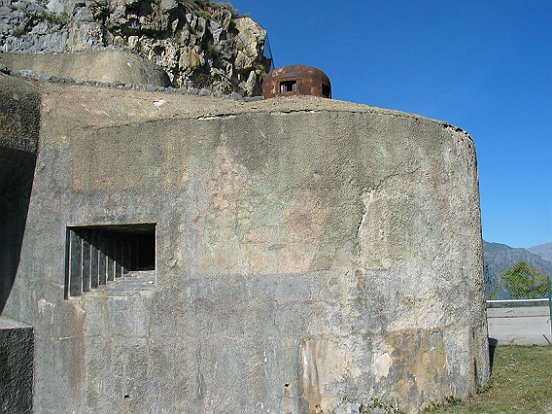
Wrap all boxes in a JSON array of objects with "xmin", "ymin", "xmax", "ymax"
[
  {"xmin": 0, "ymin": 318, "xmax": 33, "ymax": 414},
  {"xmin": 0, "ymin": 50, "xmax": 171, "ymax": 88}
]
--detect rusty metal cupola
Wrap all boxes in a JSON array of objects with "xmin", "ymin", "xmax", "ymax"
[{"xmin": 261, "ymin": 65, "xmax": 331, "ymax": 99}]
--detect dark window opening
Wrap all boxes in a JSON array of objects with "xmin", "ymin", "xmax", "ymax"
[
  {"xmin": 280, "ymin": 80, "xmax": 297, "ymax": 93},
  {"xmin": 322, "ymin": 84, "xmax": 330, "ymax": 98},
  {"xmin": 65, "ymin": 224, "xmax": 155, "ymax": 298}
]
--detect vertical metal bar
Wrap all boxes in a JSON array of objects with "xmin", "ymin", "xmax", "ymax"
[
  {"xmin": 69, "ymin": 230, "xmax": 83, "ymax": 297},
  {"xmin": 133, "ymin": 237, "xmax": 139, "ymax": 271},
  {"xmin": 125, "ymin": 239, "xmax": 131, "ymax": 274},
  {"xmin": 152, "ymin": 227, "xmax": 156, "ymax": 270},
  {"xmin": 108, "ymin": 256, "xmax": 116, "ymax": 281},
  {"xmin": 90, "ymin": 230, "xmax": 99, "ymax": 289},
  {"xmin": 121, "ymin": 237, "xmax": 129, "ymax": 275},
  {"xmin": 107, "ymin": 237, "xmax": 115, "ymax": 282},
  {"xmin": 82, "ymin": 234, "xmax": 91, "ymax": 292},
  {"xmin": 64, "ymin": 228, "xmax": 71, "ymax": 299},
  {"xmin": 98, "ymin": 234, "xmax": 107, "ymax": 286},
  {"xmin": 136, "ymin": 236, "xmax": 143, "ymax": 271},
  {"xmin": 548, "ymin": 275, "xmax": 552, "ymax": 339},
  {"xmin": 115, "ymin": 236, "xmax": 122, "ymax": 278}
]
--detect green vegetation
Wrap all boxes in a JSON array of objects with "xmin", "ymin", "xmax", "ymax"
[
  {"xmin": 180, "ymin": 0, "xmax": 207, "ymax": 14},
  {"xmin": 501, "ymin": 262, "xmax": 549, "ymax": 299},
  {"xmin": 196, "ymin": 9, "xmax": 211, "ymax": 19},
  {"xmin": 219, "ymin": 2, "xmax": 239, "ymax": 17},
  {"xmin": 362, "ymin": 398, "xmax": 404, "ymax": 413},
  {"xmin": 483, "ymin": 240, "xmax": 552, "ymax": 300},
  {"xmin": 36, "ymin": 10, "xmax": 68, "ymax": 24},
  {"xmin": 424, "ymin": 346, "xmax": 552, "ymax": 413},
  {"xmin": 12, "ymin": 26, "xmax": 27, "ymax": 37},
  {"xmin": 192, "ymin": 72, "xmax": 212, "ymax": 88},
  {"xmin": 338, "ymin": 396, "xmax": 404, "ymax": 414},
  {"xmin": 182, "ymin": 0, "xmax": 239, "ymax": 18},
  {"xmin": 206, "ymin": 41, "xmax": 220, "ymax": 61},
  {"xmin": 255, "ymin": 62, "xmax": 269, "ymax": 72},
  {"xmin": 8, "ymin": 7, "xmax": 68, "ymax": 37},
  {"xmin": 21, "ymin": 9, "xmax": 69, "ymax": 25}
]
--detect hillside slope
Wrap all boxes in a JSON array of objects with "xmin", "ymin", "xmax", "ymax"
[{"xmin": 528, "ymin": 242, "xmax": 552, "ymax": 263}]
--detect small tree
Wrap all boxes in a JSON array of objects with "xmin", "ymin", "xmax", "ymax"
[{"xmin": 500, "ymin": 262, "xmax": 548, "ymax": 299}]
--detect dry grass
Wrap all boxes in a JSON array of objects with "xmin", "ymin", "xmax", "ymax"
[{"xmin": 424, "ymin": 346, "xmax": 552, "ymax": 413}]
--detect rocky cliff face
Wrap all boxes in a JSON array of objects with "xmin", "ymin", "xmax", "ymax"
[{"xmin": 0, "ymin": 0, "xmax": 270, "ymax": 95}]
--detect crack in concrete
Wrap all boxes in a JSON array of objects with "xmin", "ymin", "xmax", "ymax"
[{"xmin": 197, "ymin": 114, "xmax": 238, "ymax": 121}]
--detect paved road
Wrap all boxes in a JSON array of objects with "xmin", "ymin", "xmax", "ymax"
[{"xmin": 487, "ymin": 306, "xmax": 552, "ymax": 345}]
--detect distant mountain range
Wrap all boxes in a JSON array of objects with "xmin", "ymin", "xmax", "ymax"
[
  {"xmin": 483, "ymin": 241, "xmax": 552, "ymax": 298},
  {"xmin": 527, "ymin": 242, "xmax": 552, "ymax": 263}
]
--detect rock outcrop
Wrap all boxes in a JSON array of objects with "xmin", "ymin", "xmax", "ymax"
[{"xmin": 0, "ymin": 0, "xmax": 271, "ymax": 95}]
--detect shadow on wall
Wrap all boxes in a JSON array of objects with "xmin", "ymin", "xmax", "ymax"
[
  {"xmin": 0, "ymin": 149, "xmax": 36, "ymax": 313},
  {"xmin": 488, "ymin": 338, "xmax": 497, "ymax": 374}
]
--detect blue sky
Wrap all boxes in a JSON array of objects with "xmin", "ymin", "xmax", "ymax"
[{"xmin": 231, "ymin": 0, "xmax": 552, "ymax": 248}]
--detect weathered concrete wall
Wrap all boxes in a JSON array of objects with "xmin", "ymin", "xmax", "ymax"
[
  {"xmin": 0, "ymin": 73, "xmax": 40, "ymax": 152},
  {"xmin": 0, "ymin": 318, "xmax": 34, "ymax": 414},
  {"xmin": 0, "ymin": 50, "xmax": 171, "ymax": 87},
  {"xmin": 0, "ymin": 75, "xmax": 39, "ymax": 313},
  {"xmin": 3, "ymin": 84, "xmax": 489, "ymax": 413}
]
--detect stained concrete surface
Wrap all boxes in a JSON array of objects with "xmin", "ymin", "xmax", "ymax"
[{"xmin": 1, "ymin": 82, "xmax": 489, "ymax": 413}]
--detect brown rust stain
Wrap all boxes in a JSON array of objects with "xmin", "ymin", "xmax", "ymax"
[
  {"xmin": 301, "ymin": 337, "xmax": 347, "ymax": 414},
  {"xmin": 301, "ymin": 338, "xmax": 322, "ymax": 413}
]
